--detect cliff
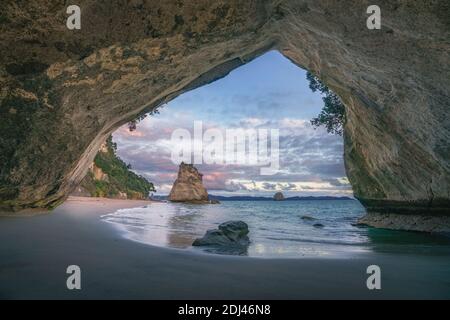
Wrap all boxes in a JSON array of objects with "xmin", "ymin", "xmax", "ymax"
[{"xmin": 74, "ymin": 136, "xmax": 155, "ymax": 200}]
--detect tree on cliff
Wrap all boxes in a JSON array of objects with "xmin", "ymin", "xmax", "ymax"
[
  {"xmin": 128, "ymin": 105, "xmax": 164, "ymax": 131},
  {"xmin": 307, "ymin": 72, "xmax": 346, "ymax": 136}
]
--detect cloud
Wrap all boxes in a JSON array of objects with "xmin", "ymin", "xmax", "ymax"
[
  {"xmin": 262, "ymin": 182, "xmax": 277, "ymax": 190},
  {"xmin": 113, "ymin": 112, "xmax": 350, "ymax": 196}
]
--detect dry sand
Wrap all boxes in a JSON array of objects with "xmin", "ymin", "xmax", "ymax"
[{"xmin": 0, "ymin": 196, "xmax": 449, "ymax": 299}]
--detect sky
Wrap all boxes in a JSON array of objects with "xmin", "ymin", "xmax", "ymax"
[{"xmin": 113, "ymin": 50, "xmax": 352, "ymax": 197}]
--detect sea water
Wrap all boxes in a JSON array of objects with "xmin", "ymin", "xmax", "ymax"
[{"xmin": 101, "ymin": 200, "xmax": 450, "ymax": 258}]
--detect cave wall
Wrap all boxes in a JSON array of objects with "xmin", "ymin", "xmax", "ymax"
[{"xmin": 0, "ymin": 0, "xmax": 449, "ymax": 216}]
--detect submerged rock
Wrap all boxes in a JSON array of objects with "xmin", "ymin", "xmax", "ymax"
[
  {"xmin": 192, "ymin": 221, "xmax": 250, "ymax": 252},
  {"xmin": 313, "ymin": 223, "xmax": 324, "ymax": 228},
  {"xmin": 301, "ymin": 215, "xmax": 316, "ymax": 221},
  {"xmin": 168, "ymin": 162, "xmax": 210, "ymax": 204}
]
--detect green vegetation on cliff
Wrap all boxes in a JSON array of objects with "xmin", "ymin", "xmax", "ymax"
[{"xmin": 80, "ymin": 136, "xmax": 155, "ymax": 199}]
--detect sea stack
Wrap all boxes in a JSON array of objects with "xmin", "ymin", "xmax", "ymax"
[
  {"xmin": 168, "ymin": 162, "xmax": 210, "ymax": 204},
  {"xmin": 273, "ymin": 192, "xmax": 285, "ymax": 201}
]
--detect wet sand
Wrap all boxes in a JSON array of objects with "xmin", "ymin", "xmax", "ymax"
[{"xmin": 0, "ymin": 197, "xmax": 449, "ymax": 299}]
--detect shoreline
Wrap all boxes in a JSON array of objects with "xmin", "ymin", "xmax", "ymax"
[
  {"xmin": 0, "ymin": 197, "xmax": 449, "ymax": 299},
  {"xmin": 65, "ymin": 195, "xmax": 154, "ymax": 207},
  {"xmin": 0, "ymin": 196, "xmax": 154, "ymax": 218}
]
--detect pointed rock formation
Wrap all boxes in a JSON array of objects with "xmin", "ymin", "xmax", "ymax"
[{"xmin": 168, "ymin": 163, "xmax": 209, "ymax": 204}]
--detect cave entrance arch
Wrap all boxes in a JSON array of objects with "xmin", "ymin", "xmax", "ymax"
[{"xmin": 1, "ymin": 1, "xmax": 448, "ymax": 231}]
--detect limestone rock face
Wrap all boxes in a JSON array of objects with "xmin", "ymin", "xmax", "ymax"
[
  {"xmin": 91, "ymin": 164, "xmax": 109, "ymax": 182},
  {"xmin": 168, "ymin": 163, "xmax": 209, "ymax": 203},
  {"xmin": 0, "ymin": 1, "xmax": 449, "ymax": 229}
]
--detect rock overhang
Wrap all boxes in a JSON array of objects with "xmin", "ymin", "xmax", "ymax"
[{"xmin": 0, "ymin": 1, "xmax": 448, "ymax": 231}]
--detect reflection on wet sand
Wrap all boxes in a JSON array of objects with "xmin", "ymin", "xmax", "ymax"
[{"xmin": 166, "ymin": 208, "xmax": 202, "ymax": 248}]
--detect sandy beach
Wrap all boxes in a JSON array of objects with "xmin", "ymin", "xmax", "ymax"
[{"xmin": 0, "ymin": 197, "xmax": 449, "ymax": 299}]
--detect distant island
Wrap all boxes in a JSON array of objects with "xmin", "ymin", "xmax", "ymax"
[
  {"xmin": 273, "ymin": 192, "xmax": 285, "ymax": 201},
  {"xmin": 152, "ymin": 195, "xmax": 354, "ymax": 201}
]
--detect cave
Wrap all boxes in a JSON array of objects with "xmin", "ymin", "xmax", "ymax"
[{"xmin": 0, "ymin": 1, "xmax": 449, "ymax": 231}]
